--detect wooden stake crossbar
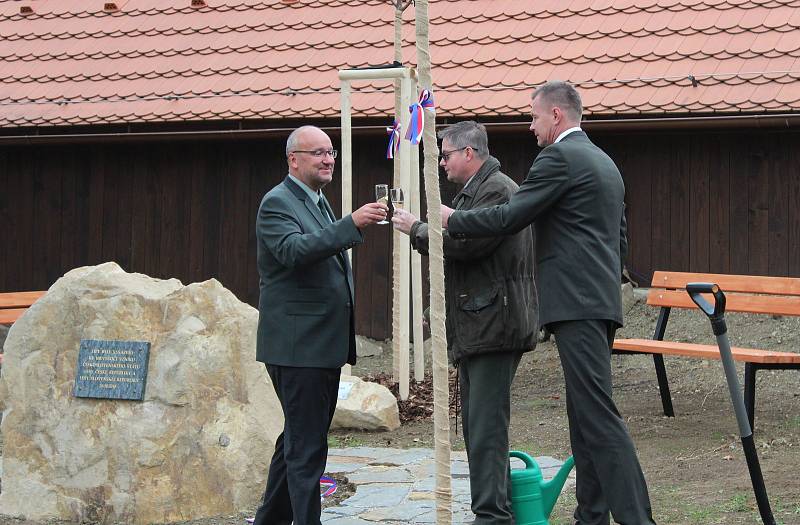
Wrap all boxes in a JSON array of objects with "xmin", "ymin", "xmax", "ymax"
[{"xmin": 338, "ymin": 67, "xmax": 424, "ymax": 400}]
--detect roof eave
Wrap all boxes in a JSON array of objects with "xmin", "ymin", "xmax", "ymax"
[{"xmin": 2, "ymin": 113, "xmax": 800, "ymax": 145}]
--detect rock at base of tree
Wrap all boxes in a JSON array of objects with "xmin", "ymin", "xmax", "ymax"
[{"xmin": 331, "ymin": 375, "xmax": 400, "ymax": 431}]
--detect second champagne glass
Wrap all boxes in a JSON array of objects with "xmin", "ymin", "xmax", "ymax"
[
  {"xmin": 375, "ymin": 184, "xmax": 389, "ymax": 224},
  {"xmin": 390, "ymin": 188, "xmax": 404, "ymax": 212}
]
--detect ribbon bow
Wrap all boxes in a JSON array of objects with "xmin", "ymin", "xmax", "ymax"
[
  {"xmin": 405, "ymin": 89, "xmax": 435, "ymax": 146},
  {"xmin": 386, "ymin": 120, "xmax": 401, "ymax": 159}
]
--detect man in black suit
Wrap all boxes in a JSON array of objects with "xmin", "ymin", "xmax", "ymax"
[
  {"xmin": 442, "ymin": 82, "xmax": 656, "ymax": 525},
  {"xmin": 253, "ymin": 125, "xmax": 387, "ymax": 525}
]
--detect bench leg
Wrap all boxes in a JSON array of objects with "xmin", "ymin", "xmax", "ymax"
[
  {"xmin": 653, "ymin": 353, "xmax": 675, "ymax": 417},
  {"xmin": 744, "ymin": 363, "xmax": 756, "ymax": 433}
]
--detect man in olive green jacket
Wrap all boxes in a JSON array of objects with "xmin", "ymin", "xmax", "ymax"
[{"xmin": 393, "ymin": 121, "xmax": 537, "ymax": 525}]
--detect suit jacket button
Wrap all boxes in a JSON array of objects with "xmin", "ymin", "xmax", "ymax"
[{"xmin": 346, "ymin": 302, "xmax": 352, "ymax": 308}]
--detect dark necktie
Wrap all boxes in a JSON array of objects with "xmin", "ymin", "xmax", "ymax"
[
  {"xmin": 318, "ymin": 197, "xmax": 346, "ymax": 271},
  {"xmin": 317, "ymin": 197, "xmax": 332, "ymax": 224}
]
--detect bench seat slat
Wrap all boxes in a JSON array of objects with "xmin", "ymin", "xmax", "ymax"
[
  {"xmin": 652, "ymin": 271, "xmax": 800, "ymax": 296},
  {"xmin": 647, "ymin": 289, "xmax": 800, "ymax": 316},
  {"xmin": 0, "ymin": 291, "xmax": 45, "ymax": 309},
  {"xmin": 0, "ymin": 308, "xmax": 27, "ymax": 326},
  {"xmin": 613, "ymin": 338, "xmax": 800, "ymax": 364}
]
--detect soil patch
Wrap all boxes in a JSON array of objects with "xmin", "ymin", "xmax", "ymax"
[{"xmin": 362, "ymin": 370, "xmax": 459, "ymax": 423}]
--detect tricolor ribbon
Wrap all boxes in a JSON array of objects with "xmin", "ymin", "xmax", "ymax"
[
  {"xmin": 386, "ymin": 120, "xmax": 401, "ymax": 159},
  {"xmin": 405, "ymin": 89, "xmax": 435, "ymax": 146},
  {"xmin": 320, "ymin": 475, "xmax": 338, "ymax": 500}
]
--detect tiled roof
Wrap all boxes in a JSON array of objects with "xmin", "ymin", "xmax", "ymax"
[{"xmin": 1, "ymin": 0, "xmax": 800, "ymax": 128}]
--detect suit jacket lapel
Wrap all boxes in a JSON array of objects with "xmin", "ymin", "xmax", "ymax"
[{"xmin": 283, "ymin": 176, "xmax": 329, "ymax": 228}]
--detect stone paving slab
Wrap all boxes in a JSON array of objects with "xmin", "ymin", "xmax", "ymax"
[{"xmin": 323, "ymin": 447, "xmax": 575, "ymax": 524}]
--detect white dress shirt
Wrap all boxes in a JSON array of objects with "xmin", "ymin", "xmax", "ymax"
[{"xmin": 554, "ymin": 126, "xmax": 582, "ymax": 144}]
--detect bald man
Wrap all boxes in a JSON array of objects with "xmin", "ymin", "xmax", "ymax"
[{"xmin": 253, "ymin": 126, "xmax": 387, "ymax": 525}]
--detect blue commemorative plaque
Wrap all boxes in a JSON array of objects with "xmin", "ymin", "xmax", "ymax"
[{"xmin": 73, "ymin": 339, "xmax": 151, "ymax": 401}]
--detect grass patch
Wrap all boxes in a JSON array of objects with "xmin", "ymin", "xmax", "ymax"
[
  {"xmin": 509, "ymin": 442, "xmax": 545, "ymax": 457},
  {"xmin": 770, "ymin": 496, "xmax": 800, "ymax": 524},
  {"xmin": 686, "ymin": 506, "xmax": 720, "ymax": 523},
  {"xmin": 711, "ymin": 430, "xmax": 726, "ymax": 440},
  {"xmin": 549, "ymin": 490, "xmax": 578, "ymax": 525},
  {"xmin": 782, "ymin": 415, "xmax": 800, "ymax": 430},
  {"xmin": 327, "ymin": 434, "xmax": 365, "ymax": 448},
  {"xmin": 649, "ymin": 486, "xmax": 726, "ymax": 524},
  {"xmin": 722, "ymin": 493, "xmax": 750, "ymax": 513}
]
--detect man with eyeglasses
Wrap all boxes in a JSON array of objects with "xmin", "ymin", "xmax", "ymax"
[
  {"xmin": 392, "ymin": 120, "xmax": 538, "ymax": 525},
  {"xmin": 441, "ymin": 82, "xmax": 656, "ymax": 525},
  {"xmin": 253, "ymin": 125, "xmax": 387, "ymax": 525}
]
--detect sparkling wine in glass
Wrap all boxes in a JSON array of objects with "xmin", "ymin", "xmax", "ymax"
[
  {"xmin": 375, "ymin": 184, "xmax": 389, "ymax": 224},
  {"xmin": 390, "ymin": 188, "xmax": 404, "ymax": 212}
]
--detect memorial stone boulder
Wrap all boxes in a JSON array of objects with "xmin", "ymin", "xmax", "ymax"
[{"xmin": 0, "ymin": 263, "xmax": 283, "ymax": 524}]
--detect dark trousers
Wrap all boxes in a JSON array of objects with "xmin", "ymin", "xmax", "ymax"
[
  {"xmin": 549, "ymin": 320, "xmax": 656, "ymax": 525},
  {"xmin": 460, "ymin": 350, "xmax": 523, "ymax": 525},
  {"xmin": 253, "ymin": 364, "xmax": 340, "ymax": 525}
]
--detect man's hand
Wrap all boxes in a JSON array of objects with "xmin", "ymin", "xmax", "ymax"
[
  {"xmin": 441, "ymin": 205, "xmax": 454, "ymax": 229},
  {"xmin": 391, "ymin": 208, "xmax": 418, "ymax": 235},
  {"xmin": 351, "ymin": 202, "xmax": 388, "ymax": 228}
]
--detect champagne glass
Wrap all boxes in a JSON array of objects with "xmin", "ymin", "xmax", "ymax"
[
  {"xmin": 375, "ymin": 184, "xmax": 389, "ymax": 224},
  {"xmin": 390, "ymin": 188, "xmax": 404, "ymax": 212}
]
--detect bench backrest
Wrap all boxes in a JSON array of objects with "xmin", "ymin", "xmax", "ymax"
[
  {"xmin": 0, "ymin": 291, "xmax": 46, "ymax": 309},
  {"xmin": 647, "ymin": 271, "xmax": 800, "ymax": 317},
  {"xmin": 0, "ymin": 291, "xmax": 46, "ymax": 326}
]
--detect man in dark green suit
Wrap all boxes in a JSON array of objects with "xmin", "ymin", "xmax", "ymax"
[
  {"xmin": 252, "ymin": 125, "xmax": 387, "ymax": 525},
  {"xmin": 443, "ymin": 82, "xmax": 656, "ymax": 525}
]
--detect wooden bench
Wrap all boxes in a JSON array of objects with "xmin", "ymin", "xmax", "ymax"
[
  {"xmin": 613, "ymin": 271, "xmax": 800, "ymax": 430},
  {"xmin": 0, "ymin": 291, "xmax": 46, "ymax": 365},
  {"xmin": 0, "ymin": 291, "xmax": 46, "ymax": 326}
]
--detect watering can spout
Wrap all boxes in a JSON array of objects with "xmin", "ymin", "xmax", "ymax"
[{"xmin": 540, "ymin": 456, "xmax": 575, "ymax": 517}]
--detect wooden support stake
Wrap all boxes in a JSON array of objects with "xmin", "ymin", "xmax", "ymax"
[
  {"xmin": 410, "ymin": 129, "xmax": 425, "ymax": 381},
  {"xmin": 340, "ymin": 79, "xmax": 353, "ymax": 377}
]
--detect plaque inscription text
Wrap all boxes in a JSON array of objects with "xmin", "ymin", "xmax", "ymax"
[{"xmin": 73, "ymin": 339, "xmax": 151, "ymax": 400}]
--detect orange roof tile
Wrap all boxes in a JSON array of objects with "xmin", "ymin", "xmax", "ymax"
[{"xmin": 1, "ymin": 0, "xmax": 800, "ymax": 128}]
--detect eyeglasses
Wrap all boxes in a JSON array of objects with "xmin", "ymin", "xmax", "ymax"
[
  {"xmin": 439, "ymin": 146, "xmax": 476, "ymax": 163},
  {"xmin": 291, "ymin": 149, "xmax": 338, "ymax": 159}
]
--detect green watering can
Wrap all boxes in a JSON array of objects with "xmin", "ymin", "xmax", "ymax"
[{"xmin": 509, "ymin": 451, "xmax": 575, "ymax": 525}]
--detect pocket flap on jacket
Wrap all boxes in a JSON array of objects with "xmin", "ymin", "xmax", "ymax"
[{"xmin": 459, "ymin": 288, "xmax": 499, "ymax": 312}]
